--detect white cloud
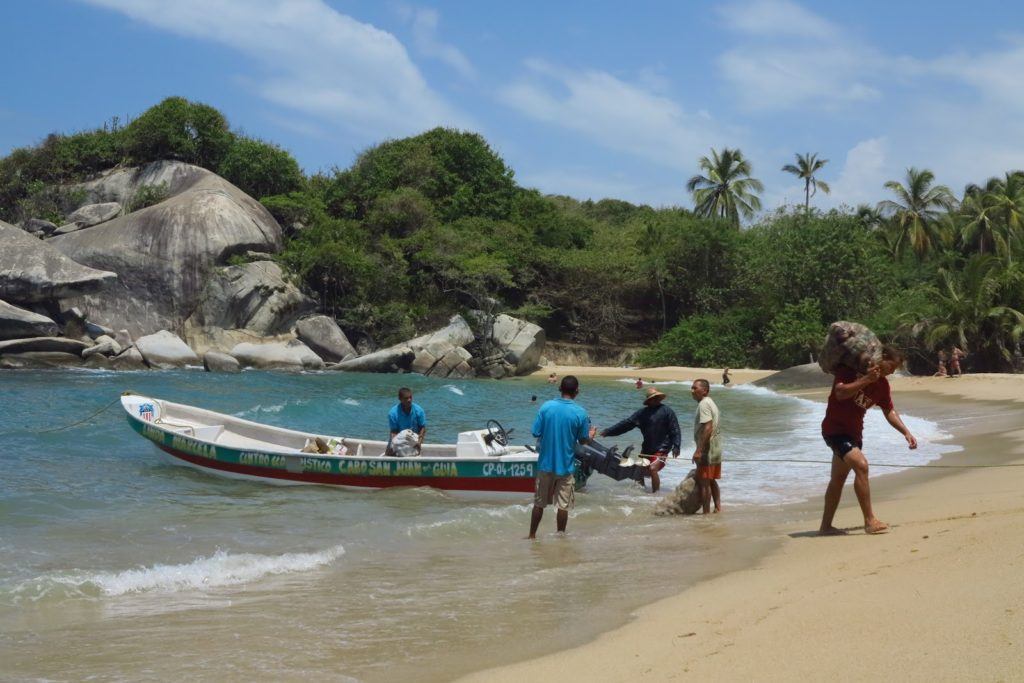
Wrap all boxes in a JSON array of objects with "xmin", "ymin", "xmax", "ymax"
[
  {"xmin": 828, "ymin": 138, "xmax": 889, "ymax": 207},
  {"xmin": 398, "ymin": 5, "xmax": 476, "ymax": 80},
  {"xmin": 718, "ymin": 0, "xmax": 837, "ymax": 39},
  {"xmin": 716, "ymin": 0, "xmax": 889, "ymax": 111},
  {"xmin": 80, "ymin": 0, "xmax": 467, "ymax": 138},
  {"xmin": 499, "ymin": 60, "xmax": 737, "ymax": 171}
]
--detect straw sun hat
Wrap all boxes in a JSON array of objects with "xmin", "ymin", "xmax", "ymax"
[{"xmin": 643, "ymin": 386, "xmax": 667, "ymax": 405}]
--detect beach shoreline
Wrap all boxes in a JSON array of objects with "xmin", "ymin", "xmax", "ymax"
[{"xmin": 464, "ymin": 368, "xmax": 1024, "ymax": 681}]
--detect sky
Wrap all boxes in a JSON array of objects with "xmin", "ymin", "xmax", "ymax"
[{"xmin": 3, "ymin": 0, "xmax": 1024, "ymax": 212}]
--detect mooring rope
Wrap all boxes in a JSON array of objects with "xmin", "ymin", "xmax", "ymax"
[{"xmin": 0, "ymin": 392, "xmax": 130, "ymax": 437}]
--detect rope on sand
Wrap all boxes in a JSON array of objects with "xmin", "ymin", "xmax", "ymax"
[{"xmin": 663, "ymin": 457, "xmax": 1024, "ymax": 469}]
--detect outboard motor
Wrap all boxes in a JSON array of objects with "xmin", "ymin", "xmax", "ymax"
[{"xmin": 573, "ymin": 439, "xmax": 646, "ymax": 486}]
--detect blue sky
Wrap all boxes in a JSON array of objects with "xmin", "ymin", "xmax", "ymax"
[{"xmin": 4, "ymin": 0, "xmax": 1024, "ymax": 212}]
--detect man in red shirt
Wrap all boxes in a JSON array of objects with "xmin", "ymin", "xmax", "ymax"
[{"xmin": 820, "ymin": 346, "xmax": 918, "ymax": 535}]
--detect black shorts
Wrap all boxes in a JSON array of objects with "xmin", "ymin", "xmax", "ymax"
[{"xmin": 823, "ymin": 434, "xmax": 862, "ymax": 458}]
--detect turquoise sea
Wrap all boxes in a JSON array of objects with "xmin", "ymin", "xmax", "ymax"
[{"xmin": 0, "ymin": 369, "xmax": 956, "ymax": 681}]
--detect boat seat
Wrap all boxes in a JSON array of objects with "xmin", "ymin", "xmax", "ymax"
[{"xmin": 193, "ymin": 425, "xmax": 225, "ymax": 442}]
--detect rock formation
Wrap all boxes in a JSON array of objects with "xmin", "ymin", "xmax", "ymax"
[
  {"xmin": 295, "ymin": 315, "xmax": 356, "ymax": 362},
  {"xmin": 0, "ymin": 220, "xmax": 117, "ymax": 302},
  {"xmin": 0, "ymin": 300, "xmax": 59, "ymax": 340}
]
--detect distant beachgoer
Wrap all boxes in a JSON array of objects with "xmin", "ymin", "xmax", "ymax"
[
  {"xmin": 600, "ymin": 387, "xmax": 681, "ymax": 493},
  {"xmin": 819, "ymin": 346, "xmax": 917, "ymax": 536},
  {"xmin": 722, "ymin": 368, "xmax": 731, "ymax": 386},
  {"xmin": 530, "ymin": 395, "xmax": 537, "ymax": 403},
  {"xmin": 950, "ymin": 347, "xmax": 966, "ymax": 377},
  {"xmin": 387, "ymin": 387, "xmax": 426, "ymax": 455},
  {"xmin": 934, "ymin": 350, "xmax": 948, "ymax": 377},
  {"xmin": 547, "ymin": 372, "xmax": 558, "ymax": 384},
  {"xmin": 690, "ymin": 379, "xmax": 722, "ymax": 513},
  {"xmin": 635, "ymin": 377, "xmax": 644, "ymax": 389},
  {"xmin": 528, "ymin": 376, "xmax": 593, "ymax": 539}
]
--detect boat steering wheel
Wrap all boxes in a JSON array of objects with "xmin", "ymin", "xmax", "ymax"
[{"xmin": 485, "ymin": 419, "xmax": 510, "ymax": 447}]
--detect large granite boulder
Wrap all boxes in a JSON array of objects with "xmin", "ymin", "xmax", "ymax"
[
  {"xmin": 48, "ymin": 161, "xmax": 283, "ymax": 337},
  {"xmin": 0, "ymin": 337, "xmax": 90, "ymax": 356},
  {"xmin": 411, "ymin": 340, "xmax": 473, "ymax": 378},
  {"xmin": 24, "ymin": 218, "xmax": 58, "ymax": 237},
  {"xmin": 0, "ymin": 220, "xmax": 117, "ymax": 303},
  {"xmin": 490, "ymin": 314, "xmax": 545, "ymax": 375},
  {"xmin": 203, "ymin": 350, "xmax": 241, "ymax": 373},
  {"xmin": 66, "ymin": 202, "xmax": 121, "ymax": 228},
  {"xmin": 0, "ymin": 351, "xmax": 84, "ymax": 368},
  {"xmin": 330, "ymin": 346, "xmax": 415, "ymax": 373},
  {"xmin": 0, "ymin": 299, "xmax": 59, "ymax": 340},
  {"xmin": 134, "ymin": 330, "xmax": 200, "ymax": 369},
  {"xmin": 295, "ymin": 315, "xmax": 356, "ymax": 362},
  {"xmin": 405, "ymin": 314, "xmax": 475, "ymax": 352},
  {"xmin": 81, "ymin": 334, "xmax": 122, "ymax": 358},
  {"xmin": 230, "ymin": 340, "xmax": 323, "ymax": 371},
  {"xmin": 185, "ymin": 261, "xmax": 315, "ymax": 344},
  {"xmin": 110, "ymin": 346, "xmax": 148, "ymax": 370}
]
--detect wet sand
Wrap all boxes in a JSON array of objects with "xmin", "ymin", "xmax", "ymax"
[{"xmin": 468, "ymin": 370, "xmax": 1024, "ymax": 681}]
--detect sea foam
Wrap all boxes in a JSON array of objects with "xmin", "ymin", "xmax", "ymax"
[{"xmin": 13, "ymin": 545, "xmax": 345, "ymax": 600}]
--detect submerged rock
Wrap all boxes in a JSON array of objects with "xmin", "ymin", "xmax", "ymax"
[{"xmin": 330, "ymin": 346, "xmax": 415, "ymax": 373}]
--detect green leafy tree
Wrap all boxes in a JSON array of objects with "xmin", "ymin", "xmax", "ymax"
[
  {"xmin": 686, "ymin": 148, "xmax": 763, "ymax": 227},
  {"xmin": 782, "ymin": 152, "xmax": 831, "ymax": 214},
  {"xmin": 878, "ymin": 167, "xmax": 957, "ymax": 259},
  {"xmin": 960, "ymin": 172, "xmax": 1024, "ymax": 264},
  {"xmin": 218, "ymin": 137, "xmax": 304, "ymax": 199},
  {"xmin": 636, "ymin": 309, "xmax": 757, "ymax": 368},
  {"xmin": 123, "ymin": 97, "xmax": 232, "ymax": 170},
  {"xmin": 764, "ymin": 298, "xmax": 825, "ymax": 367}
]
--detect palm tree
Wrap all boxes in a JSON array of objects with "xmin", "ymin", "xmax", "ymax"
[
  {"xmin": 686, "ymin": 148, "xmax": 763, "ymax": 228},
  {"xmin": 782, "ymin": 152, "xmax": 830, "ymax": 213},
  {"xmin": 877, "ymin": 167, "xmax": 958, "ymax": 259},
  {"xmin": 916, "ymin": 254, "xmax": 1024, "ymax": 369}
]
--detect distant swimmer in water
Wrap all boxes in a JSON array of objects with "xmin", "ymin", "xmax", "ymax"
[
  {"xmin": 530, "ymin": 395, "xmax": 537, "ymax": 402},
  {"xmin": 722, "ymin": 368, "xmax": 731, "ymax": 386},
  {"xmin": 635, "ymin": 377, "xmax": 644, "ymax": 389},
  {"xmin": 547, "ymin": 372, "xmax": 558, "ymax": 384}
]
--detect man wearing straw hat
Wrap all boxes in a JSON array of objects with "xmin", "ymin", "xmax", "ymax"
[{"xmin": 600, "ymin": 386, "xmax": 681, "ymax": 493}]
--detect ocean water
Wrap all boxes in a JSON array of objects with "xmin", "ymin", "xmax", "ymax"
[{"xmin": 0, "ymin": 369, "xmax": 957, "ymax": 681}]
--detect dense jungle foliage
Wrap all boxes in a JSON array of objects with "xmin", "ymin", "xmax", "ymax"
[{"xmin": 2, "ymin": 98, "xmax": 1022, "ymax": 371}]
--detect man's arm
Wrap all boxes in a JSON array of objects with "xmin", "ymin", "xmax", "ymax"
[
  {"xmin": 669, "ymin": 410, "xmax": 681, "ymax": 457},
  {"xmin": 834, "ymin": 366, "xmax": 882, "ymax": 400},
  {"xmin": 600, "ymin": 412, "xmax": 639, "ymax": 438},
  {"xmin": 883, "ymin": 407, "xmax": 917, "ymax": 449}
]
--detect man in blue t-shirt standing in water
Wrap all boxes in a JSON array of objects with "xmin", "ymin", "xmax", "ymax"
[
  {"xmin": 387, "ymin": 387, "xmax": 427, "ymax": 454},
  {"xmin": 528, "ymin": 375, "xmax": 594, "ymax": 539}
]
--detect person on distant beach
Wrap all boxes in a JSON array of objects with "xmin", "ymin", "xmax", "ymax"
[
  {"xmin": 949, "ymin": 347, "xmax": 966, "ymax": 377},
  {"xmin": 690, "ymin": 379, "xmax": 722, "ymax": 513},
  {"xmin": 635, "ymin": 377, "xmax": 644, "ymax": 389},
  {"xmin": 547, "ymin": 372, "xmax": 558, "ymax": 384},
  {"xmin": 934, "ymin": 349, "xmax": 948, "ymax": 377},
  {"xmin": 528, "ymin": 375, "xmax": 593, "ymax": 539},
  {"xmin": 600, "ymin": 387, "xmax": 680, "ymax": 493},
  {"xmin": 820, "ymin": 346, "xmax": 917, "ymax": 536},
  {"xmin": 530, "ymin": 395, "xmax": 537, "ymax": 403},
  {"xmin": 722, "ymin": 368, "xmax": 731, "ymax": 386},
  {"xmin": 387, "ymin": 387, "xmax": 426, "ymax": 455}
]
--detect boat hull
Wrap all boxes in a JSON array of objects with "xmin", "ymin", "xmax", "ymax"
[{"xmin": 126, "ymin": 404, "xmax": 536, "ymax": 495}]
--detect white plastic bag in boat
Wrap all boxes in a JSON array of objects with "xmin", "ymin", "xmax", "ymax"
[{"xmin": 390, "ymin": 429, "xmax": 420, "ymax": 458}]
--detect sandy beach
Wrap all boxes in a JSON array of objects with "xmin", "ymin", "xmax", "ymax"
[{"xmin": 468, "ymin": 368, "xmax": 1024, "ymax": 681}]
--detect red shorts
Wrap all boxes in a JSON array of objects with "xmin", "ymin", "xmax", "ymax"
[
  {"xmin": 697, "ymin": 463, "xmax": 721, "ymax": 480},
  {"xmin": 646, "ymin": 452, "xmax": 668, "ymax": 473}
]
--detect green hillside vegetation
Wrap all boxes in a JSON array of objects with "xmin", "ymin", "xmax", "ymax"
[{"xmin": 2, "ymin": 97, "xmax": 1022, "ymax": 371}]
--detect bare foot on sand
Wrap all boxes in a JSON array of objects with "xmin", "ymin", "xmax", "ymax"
[
  {"xmin": 818, "ymin": 526, "xmax": 848, "ymax": 536},
  {"xmin": 865, "ymin": 520, "xmax": 890, "ymax": 535}
]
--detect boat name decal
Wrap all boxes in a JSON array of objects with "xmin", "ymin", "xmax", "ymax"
[
  {"xmin": 239, "ymin": 451, "xmax": 286, "ymax": 468},
  {"xmin": 171, "ymin": 435, "xmax": 216, "ymax": 460},
  {"xmin": 300, "ymin": 457, "xmax": 332, "ymax": 473},
  {"xmin": 481, "ymin": 462, "xmax": 533, "ymax": 478},
  {"xmin": 141, "ymin": 423, "xmax": 163, "ymax": 442}
]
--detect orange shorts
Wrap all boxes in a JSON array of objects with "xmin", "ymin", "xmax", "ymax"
[{"xmin": 697, "ymin": 463, "xmax": 721, "ymax": 480}]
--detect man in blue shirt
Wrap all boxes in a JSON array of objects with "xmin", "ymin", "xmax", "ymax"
[
  {"xmin": 388, "ymin": 387, "xmax": 427, "ymax": 454},
  {"xmin": 528, "ymin": 375, "xmax": 593, "ymax": 539}
]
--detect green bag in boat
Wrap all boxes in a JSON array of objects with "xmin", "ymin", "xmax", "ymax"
[{"xmin": 818, "ymin": 321, "xmax": 882, "ymax": 375}]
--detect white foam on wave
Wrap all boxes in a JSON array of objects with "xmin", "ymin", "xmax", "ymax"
[
  {"xmin": 16, "ymin": 545, "xmax": 345, "ymax": 600},
  {"xmin": 443, "ymin": 385, "xmax": 465, "ymax": 396},
  {"xmin": 343, "ymin": 398, "xmax": 360, "ymax": 406}
]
